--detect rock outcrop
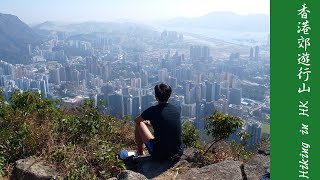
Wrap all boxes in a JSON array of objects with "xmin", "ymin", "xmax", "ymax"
[
  {"xmin": 12, "ymin": 156, "xmax": 60, "ymax": 180},
  {"xmin": 117, "ymin": 170, "xmax": 148, "ymax": 180},
  {"xmin": 177, "ymin": 160, "xmax": 243, "ymax": 180},
  {"xmin": 11, "ymin": 144, "xmax": 270, "ymax": 180},
  {"xmin": 244, "ymin": 154, "xmax": 270, "ymax": 180}
]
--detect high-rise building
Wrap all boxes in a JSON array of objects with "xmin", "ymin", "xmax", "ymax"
[
  {"xmin": 158, "ymin": 68, "xmax": 168, "ymax": 83},
  {"xmin": 181, "ymin": 103, "xmax": 196, "ymax": 118},
  {"xmin": 49, "ymin": 68, "xmax": 61, "ymax": 85},
  {"xmin": 59, "ymin": 67, "xmax": 66, "ymax": 82},
  {"xmin": 65, "ymin": 66, "xmax": 73, "ymax": 82},
  {"xmin": 168, "ymin": 76, "xmax": 177, "ymax": 89},
  {"xmin": 141, "ymin": 93, "xmax": 154, "ymax": 112},
  {"xmin": 228, "ymin": 88, "xmax": 242, "ymax": 105},
  {"xmin": 205, "ymin": 81, "xmax": 215, "ymax": 102},
  {"xmin": 201, "ymin": 83, "xmax": 206, "ymax": 101},
  {"xmin": 195, "ymin": 86, "xmax": 201, "ymax": 103},
  {"xmin": 107, "ymin": 93, "xmax": 124, "ymax": 118},
  {"xmin": 123, "ymin": 95, "xmax": 132, "ymax": 116},
  {"xmin": 72, "ymin": 69, "xmax": 80, "ymax": 87},
  {"xmin": 131, "ymin": 96, "xmax": 140, "ymax": 120},
  {"xmin": 141, "ymin": 70, "xmax": 148, "ymax": 87},
  {"xmin": 250, "ymin": 47, "xmax": 254, "ymax": 61},
  {"xmin": 255, "ymin": 46, "xmax": 260, "ymax": 61},
  {"xmin": 245, "ymin": 121, "xmax": 262, "ymax": 150},
  {"xmin": 40, "ymin": 80, "xmax": 47, "ymax": 98},
  {"xmin": 131, "ymin": 78, "xmax": 141, "ymax": 88},
  {"xmin": 215, "ymin": 84, "xmax": 221, "ymax": 101},
  {"xmin": 190, "ymin": 45, "xmax": 210, "ymax": 60}
]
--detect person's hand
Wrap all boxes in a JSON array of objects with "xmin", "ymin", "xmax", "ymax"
[{"xmin": 144, "ymin": 120, "xmax": 151, "ymax": 127}]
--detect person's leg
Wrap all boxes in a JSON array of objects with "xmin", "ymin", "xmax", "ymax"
[
  {"xmin": 135, "ymin": 125, "xmax": 144, "ymax": 155},
  {"xmin": 135, "ymin": 121, "xmax": 154, "ymax": 155}
]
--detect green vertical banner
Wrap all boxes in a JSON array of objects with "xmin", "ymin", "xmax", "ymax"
[{"xmin": 271, "ymin": 0, "xmax": 320, "ymax": 179}]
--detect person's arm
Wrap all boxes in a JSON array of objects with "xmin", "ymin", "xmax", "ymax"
[
  {"xmin": 134, "ymin": 115, "xmax": 145, "ymax": 124},
  {"xmin": 135, "ymin": 106, "xmax": 153, "ymax": 125}
]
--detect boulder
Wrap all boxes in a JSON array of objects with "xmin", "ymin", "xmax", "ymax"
[
  {"xmin": 134, "ymin": 160, "xmax": 174, "ymax": 179},
  {"xmin": 12, "ymin": 157, "xmax": 60, "ymax": 180},
  {"xmin": 258, "ymin": 142, "xmax": 270, "ymax": 156},
  {"xmin": 107, "ymin": 178, "xmax": 117, "ymax": 180},
  {"xmin": 244, "ymin": 154, "xmax": 270, "ymax": 180},
  {"xmin": 118, "ymin": 170, "xmax": 148, "ymax": 180},
  {"xmin": 177, "ymin": 161, "xmax": 243, "ymax": 180},
  {"xmin": 180, "ymin": 148, "xmax": 204, "ymax": 164}
]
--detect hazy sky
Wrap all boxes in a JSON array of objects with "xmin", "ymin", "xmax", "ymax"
[{"xmin": 1, "ymin": 0, "xmax": 270, "ymax": 23}]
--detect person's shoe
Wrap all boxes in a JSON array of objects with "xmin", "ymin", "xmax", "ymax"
[{"xmin": 119, "ymin": 150, "xmax": 138, "ymax": 160}]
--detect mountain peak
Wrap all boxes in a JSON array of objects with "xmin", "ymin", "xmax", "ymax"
[{"xmin": 0, "ymin": 12, "xmax": 39, "ymax": 64}]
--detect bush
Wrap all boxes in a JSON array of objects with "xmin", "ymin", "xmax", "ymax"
[
  {"xmin": 182, "ymin": 120, "xmax": 199, "ymax": 148},
  {"xmin": 204, "ymin": 112, "xmax": 243, "ymax": 154},
  {"xmin": 0, "ymin": 91, "xmax": 132, "ymax": 179}
]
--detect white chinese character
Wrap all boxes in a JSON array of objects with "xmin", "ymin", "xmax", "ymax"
[
  {"xmin": 298, "ymin": 36, "xmax": 311, "ymax": 51},
  {"xmin": 297, "ymin": 67, "xmax": 311, "ymax": 81},
  {"xmin": 297, "ymin": 52, "xmax": 311, "ymax": 66},
  {"xmin": 298, "ymin": 83, "xmax": 310, "ymax": 93},
  {"xmin": 297, "ymin": 20, "xmax": 311, "ymax": 35},
  {"xmin": 298, "ymin": 3, "xmax": 310, "ymax": 19}
]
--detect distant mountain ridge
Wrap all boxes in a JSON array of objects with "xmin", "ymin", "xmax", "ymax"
[
  {"xmin": 164, "ymin": 12, "xmax": 270, "ymax": 32},
  {"xmin": 0, "ymin": 13, "xmax": 39, "ymax": 64},
  {"xmin": 33, "ymin": 21, "xmax": 155, "ymax": 34}
]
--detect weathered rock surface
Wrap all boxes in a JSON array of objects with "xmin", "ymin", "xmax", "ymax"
[
  {"xmin": 180, "ymin": 148, "xmax": 204, "ymax": 164},
  {"xmin": 244, "ymin": 154, "xmax": 270, "ymax": 180},
  {"xmin": 12, "ymin": 145, "xmax": 271, "ymax": 180},
  {"xmin": 12, "ymin": 156, "xmax": 60, "ymax": 180},
  {"xmin": 131, "ymin": 159, "xmax": 174, "ymax": 179},
  {"xmin": 118, "ymin": 170, "xmax": 148, "ymax": 180},
  {"xmin": 258, "ymin": 142, "xmax": 270, "ymax": 156},
  {"xmin": 176, "ymin": 160, "xmax": 243, "ymax": 180}
]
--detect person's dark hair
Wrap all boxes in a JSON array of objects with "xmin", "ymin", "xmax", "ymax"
[{"xmin": 154, "ymin": 83, "xmax": 172, "ymax": 102}]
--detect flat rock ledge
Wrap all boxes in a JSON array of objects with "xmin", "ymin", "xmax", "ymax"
[
  {"xmin": 11, "ymin": 156, "xmax": 60, "ymax": 180},
  {"xmin": 177, "ymin": 160, "xmax": 243, "ymax": 180}
]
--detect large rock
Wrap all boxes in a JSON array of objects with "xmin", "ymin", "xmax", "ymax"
[
  {"xmin": 258, "ymin": 142, "xmax": 270, "ymax": 156},
  {"xmin": 244, "ymin": 154, "xmax": 270, "ymax": 180},
  {"xmin": 177, "ymin": 161, "xmax": 243, "ymax": 180},
  {"xmin": 180, "ymin": 148, "xmax": 204, "ymax": 164},
  {"xmin": 118, "ymin": 170, "xmax": 148, "ymax": 180},
  {"xmin": 134, "ymin": 160, "xmax": 174, "ymax": 179},
  {"xmin": 12, "ymin": 157, "xmax": 60, "ymax": 180}
]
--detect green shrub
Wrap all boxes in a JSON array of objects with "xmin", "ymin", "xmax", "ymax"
[
  {"xmin": 0, "ymin": 146, "xmax": 5, "ymax": 176},
  {"xmin": 205, "ymin": 112, "xmax": 243, "ymax": 154},
  {"xmin": 182, "ymin": 120, "xmax": 199, "ymax": 148},
  {"xmin": 0, "ymin": 91, "xmax": 131, "ymax": 178}
]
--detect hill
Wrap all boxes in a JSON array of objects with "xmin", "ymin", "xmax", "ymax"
[
  {"xmin": 0, "ymin": 13, "xmax": 39, "ymax": 64},
  {"xmin": 163, "ymin": 12, "xmax": 270, "ymax": 32}
]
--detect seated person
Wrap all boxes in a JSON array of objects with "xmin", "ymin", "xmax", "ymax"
[{"xmin": 134, "ymin": 83, "xmax": 183, "ymax": 161}]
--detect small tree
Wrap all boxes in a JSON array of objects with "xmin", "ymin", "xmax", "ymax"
[
  {"xmin": 182, "ymin": 120, "xmax": 199, "ymax": 148},
  {"xmin": 204, "ymin": 112, "xmax": 243, "ymax": 154}
]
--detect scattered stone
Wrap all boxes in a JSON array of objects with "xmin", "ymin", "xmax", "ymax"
[
  {"xmin": 258, "ymin": 142, "xmax": 270, "ymax": 155},
  {"xmin": 180, "ymin": 148, "xmax": 204, "ymax": 164},
  {"xmin": 177, "ymin": 161, "xmax": 243, "ymax": 180},
  {"xmin": 12, "ymin": 157, "xmax": 60, "ymax": 180},
  {"xmin": 107, "ymin": 177, "xmax": 117, "ymax": 180},
  {"xmin": 135, "ymin": 160, "xmax": 174, "ymax": 179},
  {"xmin": 244, "ymin": 154, "xmax": 270, "ymax": 180},
  {"xmin": 118, "ymin": 170, "xmax": 148, "ymax": 180}
]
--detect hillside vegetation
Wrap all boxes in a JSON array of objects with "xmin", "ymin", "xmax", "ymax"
[{"xmin": 0, "ymin": 91, "xmax": 255, "ymax": 179}]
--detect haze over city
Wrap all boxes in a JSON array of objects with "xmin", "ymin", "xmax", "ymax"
[
  {"xmin": 1, "ymin": 0, "xmax": 269, "ymax": 23},
  {"xmin": 0, "ymin": 1, "xmax": 270, "ymax": 179}
]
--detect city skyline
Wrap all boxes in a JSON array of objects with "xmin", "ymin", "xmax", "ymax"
[{"xmin": 1, "ymin": 0, "xmax": 270, "ymax": 23}]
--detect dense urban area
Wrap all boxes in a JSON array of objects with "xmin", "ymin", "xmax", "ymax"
[{"xmin": 0, "ymin": 17, "xmax": 270, "ymax": 150}]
